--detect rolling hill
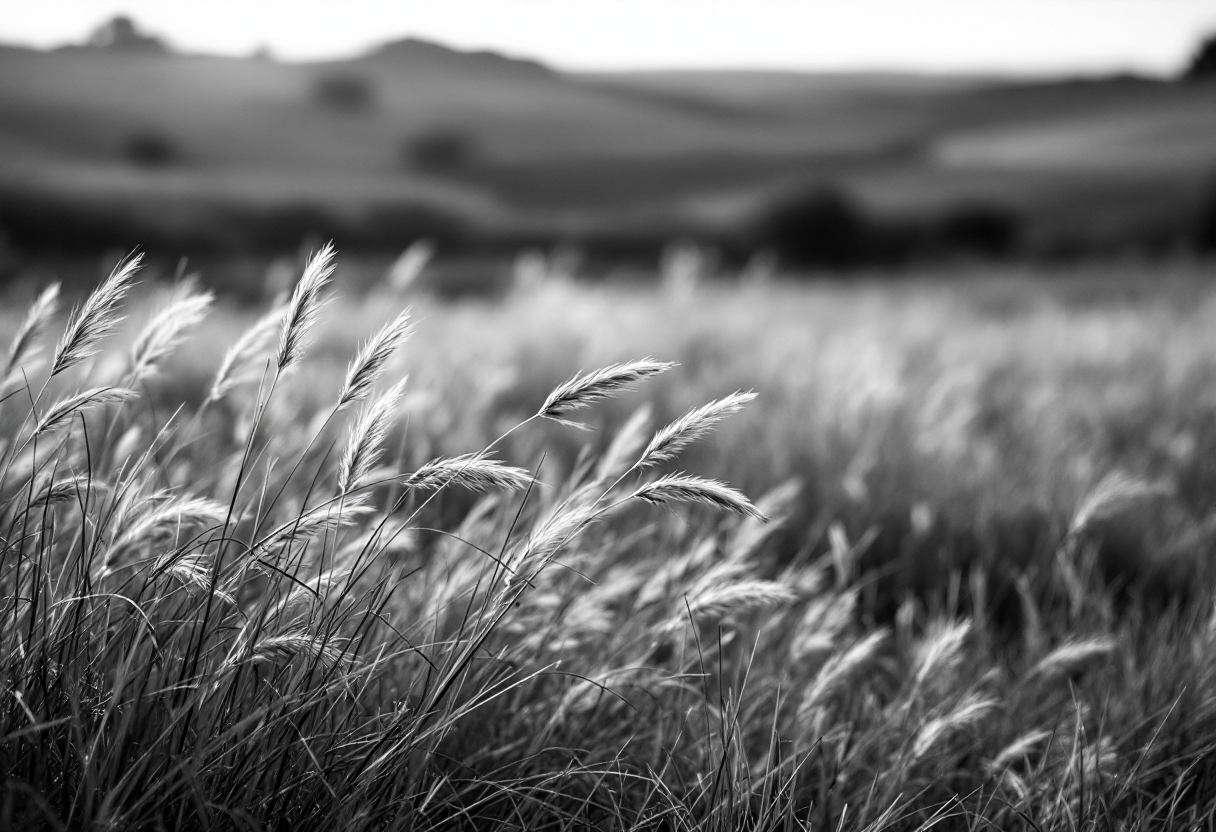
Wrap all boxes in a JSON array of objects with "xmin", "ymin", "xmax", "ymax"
[{"xmin": 0, "ymin": 24, "xmax": 1214, "ymax": 259}]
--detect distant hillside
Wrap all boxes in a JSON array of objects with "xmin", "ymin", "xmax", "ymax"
[
  {"xmin": 363, "ymin": 36, "xmax": 553, "ymax": 79},
  {"xmin": 1, "ymin": 20, "xmax": 1214, "ymax": 260}
]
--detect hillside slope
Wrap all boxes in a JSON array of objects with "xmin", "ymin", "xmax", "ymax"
[{"xmin": 0, "ymin": 37, "xmax": 1213, "ymax": 255}]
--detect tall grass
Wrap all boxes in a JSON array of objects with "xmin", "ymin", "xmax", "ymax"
[{"xmin": 2, "ymin": 253, "xmax": 1216, "ymax": 830}]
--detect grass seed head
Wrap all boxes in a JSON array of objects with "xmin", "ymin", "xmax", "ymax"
[
  {"xmin": 338, "ymin": 379, "xmax": 406, "ymax": 493},
  {"xmin": 34, "ymin": 387, "xmax": 136, "ymax": 438},
  {"xmin": 404, "ymin": 451, "xmax": 533, "ymax": 492},
  {"xmin": 249, "ymin": 631, "xmax": 346, "ymax": 670},
  {"xmin": 110, "ymin": 496, "xmax": 227, "ymax": 554},
  {"xmin": 910, "ymin": 693, "xmax": 997, "ymax": 763},
  {"xmin": 912, "ymin": 619, "xmax": 972, "ymax": 695},
  {"xmin": 632, "ymin": 473, "xmax": 765, "ymax": 519},
  {"xmin": 30, "ymin": 474, "xmax": 99, "ymax": 507},
  {"xmin": 502, "ymin": 504, "xmax": 600, "ymax": 596},
  {"xmin": 277, "ymin": 242, "xmax": 336, "ymax": 371},
  {"xmin": 52, "ymin": 253, "xmax": 141, "ymax": 376},
  {"xmin": 386, "ymin": 238, "xmax": 435, "ymax": 292},
  {"xmin": 638, "ymin": 390, "xmax": 755, "ymax": 468},
  {"xmin": 256, "ymin": 502, "xmax": 374, "ymax": 557},
  {"xmin": 1069, "ymin": 471, "xmax": 1172, "ymax": 539},
  {"xmin": 688, "ymin": 579, "xmax": 796, "ymax": 623},
  {"xmin": 208, "ymin": 302, "xmax": 287, "ymax": 402},
  {"xmin": 798, "ymin": 628, "xmax": 888, "ymax": 721},
  {"xmin": 128, "ymin": 285, "xmax": 213, "ymax": 384},
  {"xmin": 4, "ymin": 281, "xmax": 61, "ymax": 381},
  {"xmin": 539, "ymin": 359, "xmax": 673, "ymax": 422},
  {"xmin": 988, "ymin": 729, "xmax": 1052, "ymax": 773},
  {"xmin": 1027, "ymin": 636, "xmax": 1116, "ymax": 683},
  {"xmin": 337, "ymin": 308, "xmax": 413, "ymax": 408}
]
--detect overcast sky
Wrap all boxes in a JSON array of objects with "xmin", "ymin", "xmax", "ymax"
[{"xmin": 4, "ymin": 0, "xmax": 1215, "ymax": 75}]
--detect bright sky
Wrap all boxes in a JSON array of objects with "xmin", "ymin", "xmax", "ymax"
[{"xmin": 3, "ymin": 0, "xmax": 1215, "ymax": 75}]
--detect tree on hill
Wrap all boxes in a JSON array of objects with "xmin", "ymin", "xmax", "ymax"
[
  {"xmin": 1198, "ymin": 180, "xmax": 1216, "ymax": 252},
  {"xmin": 1185, "ymin": 33, "xmax": 1216, "ymax": 80},
  {"xmin": 403, "ymin": 128, "xmax": 477, "ymax": 176},
  {"xmin": 86, "ymin": 15, "xmax": 167, "ymax": 53},
  {"xmin": 753, "ymin": 186, "xmax": 870, "ymax": 269},
  {"xmin": 312, "ymin": 72, "xmax": 377, "ymax": 113},
  {"xmin": 122, "ymin": 130, "xmax": 179, "ymax": 167}
]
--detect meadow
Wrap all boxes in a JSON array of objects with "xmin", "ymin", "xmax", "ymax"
[{"xmin": 3, "ymin": 249, "xmax": 1216, "ymax": 830}]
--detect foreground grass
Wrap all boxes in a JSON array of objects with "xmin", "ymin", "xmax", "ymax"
[{"xmin": 3, "ymin": 252, "xmax": 1216, "ymax": 830}]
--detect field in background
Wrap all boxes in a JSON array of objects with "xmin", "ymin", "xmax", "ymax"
[
  {"xmin": 2, "ymin": 32, "xmax": 1215, "ymax": 260},
  {"xmin": 4, "ymin": 256, "xmax": 1216, "ymax": 827}
]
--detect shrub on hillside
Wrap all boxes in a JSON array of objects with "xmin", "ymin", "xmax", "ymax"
[
  {"xmin": 403, "ymin": 128, "xmax": 477, "ymax": 176},
  {"xmin": 753, "ymin": 186, "xmax": 870, "ymax": 269},
  {"xmin": 938, "ymin": 202, "xmax": 1022, "ymax": 257},
  {"xmin": 122, "ymin": 129, "xmax": 180, "ymax": 168},
  {"xmin": 312, "ymin": 72, "xmax": 376, "ymax": 112}
]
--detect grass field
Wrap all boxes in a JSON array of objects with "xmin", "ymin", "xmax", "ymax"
[{"xmin": 3, "ymin": 250, "xmax": 1216, "ymax": 829}]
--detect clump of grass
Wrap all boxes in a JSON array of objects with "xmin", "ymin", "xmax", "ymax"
[{"xmin": 2, "ymin": 249, "xmax": 1216, "ymax": 831}]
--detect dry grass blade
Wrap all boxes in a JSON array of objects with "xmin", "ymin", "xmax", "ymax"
[
  {"xmin": 337, "ymin": 308, "xmax": 413, "ymax": 408},
  {"xmin": 277, "ymin": 242, "xmax": 336, "ymax": 371},
  {"xmin": 207, "ymin": 303, "xmax": 287, "ymax": 402},
  {"xmin": 639, "ymin": 390, "xmax": 755, "ymax": 468},
  {"xmin": 404, "ymin": 452, "xmax": 533, "ymax": 492},
  {"xmin": 51, "ymin": 253, "xmax": 141, "ymax": 376},
  {"xmin": 4, "ymin": 282, "xmax": 60, "ymax": 379},
  {"xmin": 129, "ymin": 287, "xmax": 214, "ymax": 383},
  {"xmin": 338, "ymin": 379, "xmax": 405, "ymax": 493},
  {"xmin": 632, "ymin": 473, "xmax": 765, "ymax": 519},
  {"xmin": 34, "ymin": 387, "xmax": 136, "ymax": 438},
  {"xmin": 538, "ymin": 359, "xmax": 673, "ymax": 421}
]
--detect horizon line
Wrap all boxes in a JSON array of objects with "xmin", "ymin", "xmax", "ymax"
[{"xmin": 0, "ymin": 34, "xmax": 1188, "ymax": 82}]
